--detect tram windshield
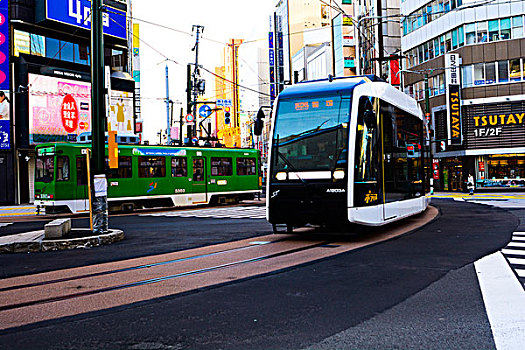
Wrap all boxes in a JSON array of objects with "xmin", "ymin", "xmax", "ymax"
[{"xmin": 272, "ymin": 94, "xmax": 351, "ymax": 173}]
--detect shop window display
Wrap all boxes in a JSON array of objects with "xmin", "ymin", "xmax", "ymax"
[{"xmin": 481, "ymin": 155, "xmax": 525, "ymax": 188}]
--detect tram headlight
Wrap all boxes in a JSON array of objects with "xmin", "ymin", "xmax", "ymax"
[
  {"xmin": 333, "ymin": 169, "xmax": 345, "ymax": 180},
  {"xmin": 275, "ymin": 172, "xmax": 287, "ymax": 181}
]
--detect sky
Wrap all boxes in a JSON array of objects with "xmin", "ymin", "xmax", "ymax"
[{"xmin": 132, "ymin": 0, "xmax": 276, "ymax": 143}]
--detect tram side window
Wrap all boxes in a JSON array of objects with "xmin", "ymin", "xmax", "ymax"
[
  {"xmin": 193, "ymin": 159, "xmax": 205, "ymax": 181},
  {"xmin": 76, "ymin": 157, "xmax": 88, "ymax": 186},
  {"xmin": 172, "ymin": 157, "xmax": 187, "ymax": 177},
  {"xmin": 56, "ymin": 156, "xmax": 69, "ymax": 181},
  {"xmin": 36, "ymin": 156, "xmax": 54, "ymax": 183},
  {"xmin": 105, "ymin": 156, "xmax": 132, "ymax": 179},
  {"xmin": 211, "ymin": 157, "xmax": 232, "ymax": 176},
  {"xmin": 237, "ymin": 158, "xmax": 256, "ymax": 175},
  {"xmin": 354, "ymin": 96, "xmax": 381, "ymax": 207},
  {"xmin": 138, "ymin": 156, "xmax": 166, "ymax": 178}
]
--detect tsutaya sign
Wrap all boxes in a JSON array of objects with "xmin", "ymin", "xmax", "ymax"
[{"xmin": 445, "ymin": 53, "xmax": 461, "ymax": 145}]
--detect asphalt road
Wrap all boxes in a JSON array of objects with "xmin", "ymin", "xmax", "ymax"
[{"xmin": 0, "ymin": 199, "xmax": 518, "ymax": 349}]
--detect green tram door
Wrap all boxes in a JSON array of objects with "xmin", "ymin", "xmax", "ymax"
[
  {"xmin": 191, "ymin": 157, "xmax": 207, "ymax": 204},
  {"xmin": 75, "ymin": 156, "xmax": 89, "ymax": 212}
]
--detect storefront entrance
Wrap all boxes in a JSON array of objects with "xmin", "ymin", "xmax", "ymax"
[{"xmin": 442, "ymin": 158, "xmax": 463, "ymax": 192}]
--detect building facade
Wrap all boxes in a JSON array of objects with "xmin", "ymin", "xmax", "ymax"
[
  {"xmin": 0, "ymin": 0, "xmax": 136, "ymax": 205},
  {"xmin": 402, "ymin": 0, "xmax": 525, "ymax": 191}
]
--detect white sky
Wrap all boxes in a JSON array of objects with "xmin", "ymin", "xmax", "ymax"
[{"xmin": 132, "ymin": 0, "xmax": 276, "ymax": 143}]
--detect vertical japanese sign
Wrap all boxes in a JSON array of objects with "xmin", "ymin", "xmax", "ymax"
[
  {"xmin": 445, "ymin": 53, "xmax": 461, "ymax": 145},
  {"xmin": 268, "ymin": 20, "xmax": 276, "ymax": 103},
  {"xmin": 0, "ymin": 0, "xmax": 10, "ymax": 149}
]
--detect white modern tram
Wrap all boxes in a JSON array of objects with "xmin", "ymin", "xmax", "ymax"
[{"xmin": 256, "ymin": 76, "xmax": 429, "ymax": 231}]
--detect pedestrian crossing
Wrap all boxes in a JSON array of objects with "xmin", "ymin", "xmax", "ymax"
[
  {"xmin": 0, "ymin": 223, "xmax": 12, "ymax": 228},
  {"xmin": 141, "ymin": 206, "xmax": 267, "ymax": 220},
  {"xmin": 501, "ymin": 231, "xmax": 525, "ymax": 290}
]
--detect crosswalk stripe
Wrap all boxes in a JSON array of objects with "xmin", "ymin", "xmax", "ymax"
[
  {"xmin": 512, "ymin": 237, "xmax": 525, "ymax": 242},
  {"xmin": 507, "ymin": 242, "xmax": 525, "ymax": 248},
  {"xmin": 507, "ymin": 257, "xmax": 525, "ymax": 265},
  {"xmin": 515, "ymin": 269, "xmax": 525, "ymax": 278},
  {"xmin": 0, "ymin": 223, "xmax": 13, "ymax": 228},
  {"xmin": 142, "ymin": 206, "xmax": 266, "ymax": 220},
  {"xmin": 502, "ymin": 249, "xmax": 525, "ymax": 256}
]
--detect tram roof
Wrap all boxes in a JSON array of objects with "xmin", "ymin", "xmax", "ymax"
[{"xmin": 278, "ymin": 76, "xmax": 374, "ymax": 99}]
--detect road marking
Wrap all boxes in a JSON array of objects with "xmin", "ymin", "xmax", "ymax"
[
  {"xmin": 502, "ymin": 249, "xmax": 525, "ymax": 256},
  {"xmin": 142, "ymin": 206, "xmax": 267, "ymax": 220},
  {"xmin": 515, "ymin": 269, "xmax": 525, "ymax": 278},
  {"xmin": 0, "ymin": 207, "xmax": 36, "ymax": 211},
  {"xmin": 475, "ymin": 252, "xmax": 525, "ymax": 350},
  {"xmin": 0, "ymin": 212, "xmax": 37, "ymax": 217},
  {"xmin": 507, "ymin": 242, "xmax": 525, "ymax": 248},
  {"xmin": 0, "ymin": 223, "xmax": 12, "ymax": 228},
  {"xmin": 507, "ymin": 257, "xmax": 525, "ymax": 266},
  {"xmin": 512, "ymin": 237, "xmax": 525, "ymax": 242}
]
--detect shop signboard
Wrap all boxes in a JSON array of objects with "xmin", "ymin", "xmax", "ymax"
[
  {"xmin": 38, "ymin": 0, "xmax": 127, "ymax": 40},
  {"xmin": 28, "ymin": 73, "xmax": 134, "ymax": 144},
  {"xmin": 0, "ymin": 0, "xmax": 9, "ymax": 150},
  {"xmin": 432, "ymin": 159, "xmax": 440, "ymax": 180},
  {"xmin": 445, "ymin": 53, "xmax": 461, "ymax": 145}
]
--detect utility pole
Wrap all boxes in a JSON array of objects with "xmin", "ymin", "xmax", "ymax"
[
  {"xmin": 165, "ymin": 64, "xmax": 171, "ymax": 145},
  {"xmin": 186, "ymin": 63, "xmax": 192, "ymax": 145},
  {"xmin": 90, "ymin": 0, "xmax": 108, "ymax": 234},
  {"xmin": 191, "ymin": 25, "xmax": 204, "ymax": 142}
]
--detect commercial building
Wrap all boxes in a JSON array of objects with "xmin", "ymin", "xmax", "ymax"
[
  {"xmin": 0, "ymin": 0, "xmax": 137, "ymax": 205},
  {"xmin": 401, "ymin": 0, "xmax": 525, "ymax": 191}
]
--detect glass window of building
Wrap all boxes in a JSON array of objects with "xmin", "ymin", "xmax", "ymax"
[
  {"xmin": 445, "ymin": 32, "xmax": 452, "ymax": 52},
  {"xmin": 434, "ymin": 38, "xmax": 440, "ymax": 57},
  {"xmin": 30, "ymin": 34, "xmax": 45, "ymax": 57},
  {"xmin": 462, "ymin": 66, "xmax": 473, "ymax": 87},
  {"xmin": 452, "ymin": 29, "xmax": 458, "ymax": 49},
  {"xmin": 423, "ymin": 42, "xmax": 429, "ymax": 61},
  {"xmin": 498, "ymin": 61, "xmax": 509, "ymax": 83},
  {"xmin": 512, "ymin": 16, "xmax": 524, "ymax": 38},
  {"xmin": 466, "ymin": 24, "xmax": 476, "ymax": 44},
  {"xmin": 500, "ymin": 18, "xmax": 511, "ymax": 40},
  {"xmin": 474, "ymin": 63, "xmax": 485, "ymax": 85},
  {"xmin": 61, "ymin": 41, "xmax": 74, "ymax": 63},
  {"xmin": 458, "ymin": 25, "xmax": 465, "ymax": 47},
  {"xmin": 440, "ymin": 35, "xmax": 445, "ymax": 55},
  {"xmin": 428, "ymin": 40, "xmax": 434, "ymax": 59},
  {"xmin": 477, "ymin": 21, "xmax": 488, "ymax": 43},
  {"xmin": 510, "ymin": 59, "xmax": 522, "ymax": 81},
  {"xmin": 46, "ymin": 37, "xmax": 60, "ymax": 59},
  {"xmin": 488, "ymin": 20, "xmax": 499, "ymax": 41},
  {"xmin": 485, "ymin": 62, "xmax": 496, "ymax": 84}
]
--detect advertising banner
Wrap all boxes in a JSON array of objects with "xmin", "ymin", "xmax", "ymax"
[
  {"xmin": 445, "ymin": 53, "xmax": 462, "ymax": 145},
  {"xmin": 28, "ymin": 73, "xmax": 134, "ymax": 144},
  {"xmin": 0, "ymin": 0, "xmax": 10, "ymax": 150},
  {"xmin": 41, "ymin": 0, "xmax": 127, "ymax": 40}
]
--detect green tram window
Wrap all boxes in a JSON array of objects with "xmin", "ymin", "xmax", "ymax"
[
  {"xmin": 36, "ymin": 156, "xmax": 54, "ymax": 183},
  {"xmin": 138, "ymin": 156, "xmax": 166, "ymax": 178},
  {"xmin": 211, "ymin": 157, "xmax": 232, "ymax": 176},
  {"xmin": 193, "ymin": 159, "xmax": 205, "ymax": 182},
  {"xmin": 171, "ymin": 157, "xmax": 188, "ymax": 177},
  {"xmin": 105, "ymin": 156, "xmax": 133, "ymax": 179},
  {"xmin": 76, "ymin": 157, "xmax": 88, "ymax": 186},
  {"xmin": 56, "ymin": 156, "xmax": 70, "ymax": 181},
  {"xmin": 237, "ymin": 158, "xmax": 257, "ymax": 175}
]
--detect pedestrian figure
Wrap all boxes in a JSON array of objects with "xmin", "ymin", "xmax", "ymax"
[{"xmin": 468, "ymin": 173, "xmax": 475, "ymax": 195}]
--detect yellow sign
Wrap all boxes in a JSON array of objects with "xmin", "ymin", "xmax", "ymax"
[
  {"xmin": 472, "ymin": 113, "xmax": 525, "ymax": 127},
  {"xmin": 364, "ymin": 191, "xmax": 378, "ymax": 204}
]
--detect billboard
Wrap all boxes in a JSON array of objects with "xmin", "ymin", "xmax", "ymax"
[
  {"xmin": 39, "ymin": 0, "xmax": 127, "ymax": 40},
  {"xmin": 0, "ymin": 0, "xmax": 10, "ymax": 149},
  {"xmin": 28, "ymin": 73, "xmax": 134, "ymax": 144},
  {"xmin": 445, "ymin": 53, "xmax": 462, "ymax": 145}
]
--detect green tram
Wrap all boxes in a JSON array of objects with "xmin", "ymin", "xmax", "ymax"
[{"xmin": 34, "ymin": 143, "xmax": 262, "ymax": 214}]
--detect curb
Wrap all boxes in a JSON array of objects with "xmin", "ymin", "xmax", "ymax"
[{"xmin": 0, "ymin": 229, "xmax": 125, "ymax": 254}]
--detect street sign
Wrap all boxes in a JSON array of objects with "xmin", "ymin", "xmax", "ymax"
[
  {"xmin": 216, "ymin": 99, "xmax": 232, "ymax": 107},
  {"xmin": 199, "ymin": 105, "xmax": 212, "ymax": 118},
  {"xmin": 185, "ymin": 114, "xmax": 195, "ymax": 123}
]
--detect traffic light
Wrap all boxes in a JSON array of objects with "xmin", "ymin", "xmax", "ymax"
[
  {"xmin": 440, "ymin": 140, "xmax": 446, "ymax": 152},
  {"xmin": 224, "ymin": 107, "xmax": 231, "ymax": 125}
]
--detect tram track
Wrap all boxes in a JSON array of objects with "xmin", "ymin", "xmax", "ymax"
[{"xmin": 0, "ymin": 206, "xmax": 438, "ymax": 331}]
